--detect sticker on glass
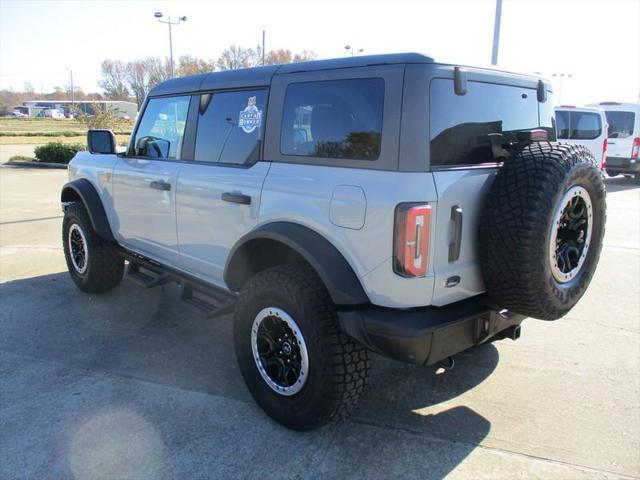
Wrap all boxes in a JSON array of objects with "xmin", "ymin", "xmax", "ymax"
[{"xmin": 238, "ymin": 96, "xmax": 262, "ymax": 133}]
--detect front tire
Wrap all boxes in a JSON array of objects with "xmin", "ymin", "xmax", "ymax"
[
  {"xmin": 62, "ymin": 202, "xmax": 124, "ymax": 293},
  {"xmin": 234, "ymin": 264, "xmax": 370, "ymax": 431}
]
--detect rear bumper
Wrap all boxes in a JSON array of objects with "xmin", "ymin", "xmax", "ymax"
[
  {"xmin": 606, "ymin": 157, "xmax": 640, "ymax": 174},
  {"xmin": 338, "ymin": 296, "xmax": 525, "ymax": 365}
]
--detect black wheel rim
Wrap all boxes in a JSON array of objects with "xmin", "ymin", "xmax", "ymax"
[
  {"xmin": 68, "ymin": 223, "xmax": 88, "ymax": 274},
  {"xmin": 550, "ymin": 186, "xmax": 593, "ymax": 283},
  {"xmin": 251, "ymin": 307, "xmax": 309, "ymax": 396}
]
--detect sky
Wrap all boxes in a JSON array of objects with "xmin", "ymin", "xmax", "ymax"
[{"xmin": 1, "ymin": 0, "xmax": 639, "ymax": 106}]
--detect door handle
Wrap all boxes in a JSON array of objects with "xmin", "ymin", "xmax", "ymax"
[
  {"xmin": 448, "ymin": 206, "xmax": 463, "ymax": 263},
  {"xmin": 150, "ymin": 180, "xmax": 171, "ymax": 191},
  {"xmin": 222, "ymin": 192, "xmax": 252, "ymax": 205}
]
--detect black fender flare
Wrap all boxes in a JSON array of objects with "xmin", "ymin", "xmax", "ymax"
[
  {"xmin": 61, "ymin": 178, "xmax": 115, "ymax": 242},
  {"xmin": 224, "ymin": 222, "xmax": 369, "ymax": 306}
]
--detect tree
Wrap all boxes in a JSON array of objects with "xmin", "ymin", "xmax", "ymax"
[
  {"xmin": 72, "ymin": 103, "xmax": 119, "ymax": 130},
  {"xmin": 177, "ymin": 55, "xmax": 214, "ymax": 76},
  {"xmin": 23, "ymin": 82, "xmax": 35, "ymax": 94},
  {"xmin": 264, "ymin": 49, "xmax": 293, "ymax": 65},
  {"xmin": 216, "ymin": 45, "xmax": 258, "ymax": 71},
  {"xmin": 124, "ymin": 57, "xmax": 171, "ymax": 107},
  {"xmin": 293, "ymin": 50, "xmax": 317, "ymax": 63},
  {"xmin": 98, "ymin": 59, "xmax": 130, "ymax": 100}
]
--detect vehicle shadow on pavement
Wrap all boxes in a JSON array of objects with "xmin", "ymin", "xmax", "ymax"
[
  {"xmin": 605, "ymin": 176, "xmax": 639, "ymax": 193},
  {"xmin": 1, "ymin": 271, "xmax": 495, "ymax": 479}
]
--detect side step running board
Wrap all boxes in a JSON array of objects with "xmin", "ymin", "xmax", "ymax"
[{"xmin": 123, "ymin": 254, "xmax": 237, "ymax": 318}]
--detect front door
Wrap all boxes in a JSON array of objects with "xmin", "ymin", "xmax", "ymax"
[
  {"xmin": 112, "ymin": 95, "xmax": 190, "ymax": 265},
  {"xmin": 175, "ymin": 89, "xmax": 270, "ymax": 286}
]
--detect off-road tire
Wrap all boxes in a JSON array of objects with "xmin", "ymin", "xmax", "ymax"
[
  {"xmin": 479, "ymin": 143, "xmax": 606, "ymax": 320},
  {"xmin": 234, "ymin": 264, "xmax": 370, "ymax": 431},
  {"xmin": 62, "ymin": 202, "xmax": 124, "ymax": 293}
]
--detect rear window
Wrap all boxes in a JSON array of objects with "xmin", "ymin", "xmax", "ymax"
[
  {"xmin": 604, "ymin": 111, "xmax": 636, "ymax": 139},
  {"xmin": 556, "ymin": 110, "xmax": 602, "ymax": 140},
  {"xmin": 280, "ymin": 78, "xmax": 384, "ymax": 161},
  {"xmin": 430, "ymin": 79, "xmax": 543, "ymax": 166}
]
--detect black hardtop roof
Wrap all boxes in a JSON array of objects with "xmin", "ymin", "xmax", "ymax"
[{"xmin": 148, "ymin": 52, "xmax": 434, "ymax": 97}]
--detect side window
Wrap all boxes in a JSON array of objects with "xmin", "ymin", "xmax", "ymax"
[
  {"xmin": 430, "ymin": 79, "xmax": 540, "ymax": 166},
  {"xmin": 280, "ymin": 78, "xmax": 384, "ymax": 161},
  {"xmin": 133, "ymin": 96, "xmax": 190, "ymax": 159},
  {"xmin": 194, "ymin": 90, "xmax": 266, "ymax": 165},
  {"xmin": 556, "ymin": 110, "xmax": 570, "ymax": 139},
  {"xmin": 570, "ymin": 112, "xmax": 602, "ymax": 140}
]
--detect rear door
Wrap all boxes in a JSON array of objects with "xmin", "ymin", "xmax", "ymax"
[
  {"xmin": 112, "ymin": 95, "xmax": 190, "ymax": 265},
  {"xmin": 175, "ymin": 89, "xmax": 270, "ymax": 286},
  {"xmin": 603, "ymin": 107, "xmax": 638, "ymax": 159},
  {"xmin": 556, "ymin": 109, "xmax": 606, "ymax": 166},
  {"xmin": 429, "ymin": 75, "xmax": 550, "ymax": 306}
]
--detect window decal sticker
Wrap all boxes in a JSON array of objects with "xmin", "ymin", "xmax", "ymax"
[{"xmin": 238, "ymin": 96, "xmax": 262, "ymax": 133}]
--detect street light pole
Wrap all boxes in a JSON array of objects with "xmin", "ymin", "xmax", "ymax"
[
  {"xmin": 344, "ymin": 45, "xmax": 364, "ymax": 57},
  {"xmin": 552, "ymin": 73, "xmax": 573, "ymax": 104},
  {"xmin": 154, "ymin": 12, "xmax": 187, "ymax": 78},
  {"xmin": 67, "ymin": 68, "xmax": 74, "ymax": 108},
  {"xmin": 491, "ymin": 0, "xmax": 502, "ymax": 65}
]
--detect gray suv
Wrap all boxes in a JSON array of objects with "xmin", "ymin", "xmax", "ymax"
[{"xmin": 61, "ymin": 53, "xmax": 606, "ymax": 430}]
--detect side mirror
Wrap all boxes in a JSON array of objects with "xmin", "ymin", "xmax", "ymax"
[{"xmin": 87, "ymin": 129, "xmax": 116, "ymax": 154}]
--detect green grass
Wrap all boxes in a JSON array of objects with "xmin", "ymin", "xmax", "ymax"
[
  {"xmin": 0, "ymin": 117, "xmax": 134, "ymax": 133},
  {"xmin": 0, "ymin": 118, "xmax": 131, "ymax": 146},
  {"xmin": 1, "ymin": 135, "xmax": 130, "ymax": 145}
]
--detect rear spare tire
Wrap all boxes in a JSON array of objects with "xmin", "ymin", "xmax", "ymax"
[{"xmin": 479, "ymin": 143, "xmax": 606, "ymax": 320}]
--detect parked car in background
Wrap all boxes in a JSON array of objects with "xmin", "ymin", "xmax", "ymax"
[
  {"xmin": 37, "ymin": 108, "xmax": 65, "ymax": 119},
  {"xmin": 587, "ymin": 102, "xmax": 640, "ymax": 180},
  {"xmin": 555, "ymin": 105, "xmax": 608, "ymax": 168},
  {"xmin": 9, "ymin": 110, "xmax": 28, "ymax": 118}
]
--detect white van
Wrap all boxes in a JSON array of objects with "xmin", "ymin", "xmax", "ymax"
[
  {"xmin": 555, "ymin": 105, "xmax": 608, "ymax": 168},
  {"xmin": 587, "ymin": 102, "xmax": 640, "ymax": 179}
]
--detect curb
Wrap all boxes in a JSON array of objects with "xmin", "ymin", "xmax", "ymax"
[{"xmin": 3, "ymin": 160, "xmax": 68, "ymax": 169}]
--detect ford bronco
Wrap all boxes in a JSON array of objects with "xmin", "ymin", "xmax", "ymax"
[{"xmin": 61, "ymin": 53, "xmax": 606, "ymax": 430}]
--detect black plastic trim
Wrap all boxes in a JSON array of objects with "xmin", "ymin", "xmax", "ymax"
[
  {"xmin": 224, "ymin": 222, "xmax": 369, "ymax": 306},
  {"xmin": 61, "ymin": 179, "xmax": 115, "ymax": 242},
  {"xmin": 338, "ymin": 296, "xmax": 525, "ymax": 365}
]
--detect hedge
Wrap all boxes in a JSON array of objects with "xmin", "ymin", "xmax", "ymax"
[{"xmin": 34, "ymin": 142, "xmax": 85, "ymax": 164}]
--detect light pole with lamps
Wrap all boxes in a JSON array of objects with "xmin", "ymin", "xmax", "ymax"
[
  {"xmin": 154, "ymin": 12, "xmax": 187, "ymax": 78},
  {"xmin": 552, "ymin": 72, "xmax": 573, "ymax": 105},
  {"xmin": 344, "ymin": 45, "xmax": 363, "ymax": 57}
]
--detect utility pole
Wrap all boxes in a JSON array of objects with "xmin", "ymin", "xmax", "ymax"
[
  {"xmin": 491, "ymin": 0, "xmax": 502, "ymax": 65},
  {"xmin": 154, "ymin": 12, "xmax": 187, "ymax": 78},
  {"xmin": 67, "ymin": 68, "xmax": 74, "ymax": 107},
  {"xmin": 262, "ymin": 30, "xmax": 266, "ymax": 66}
]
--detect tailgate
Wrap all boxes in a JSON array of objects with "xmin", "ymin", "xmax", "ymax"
[{"xmin": 430, "ymin": 168, "xmax": 496, "ymax": 306}]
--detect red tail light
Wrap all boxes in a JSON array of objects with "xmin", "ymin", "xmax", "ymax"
[
  {"xmin": 393, "ymin": 203, "xmax": 431, "ymax": 277},
  {"xmin": 602, "ymin": 138, "xmax": 607, "ymax": 170},
  {"xmin": 631, "ymin": 137, "xmax": 640, "ymax": 161}
]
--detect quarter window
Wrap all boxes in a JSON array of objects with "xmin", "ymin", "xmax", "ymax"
[
  {"xmin": 281, "ymin": 78, "xmax": 384, "ymax": 161},
  {"xmin": 194, "ymin": 90, "xmax": 267, "ymax": 164},
  {"xmin": 556, "ymin": 110, "xmax": 602, "ymax": 140},
  {"xmin": 430, "ymin": 79, "xmax": 542, "ymax": 166},
  {"xmin": 133, "ymin": 96, "xmax": 190, "ymax": 159}
]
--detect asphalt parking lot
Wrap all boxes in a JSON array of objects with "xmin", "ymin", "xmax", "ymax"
[{"xmin": 0, "ymin": 165, "xmax": 638, "ymax": 480}]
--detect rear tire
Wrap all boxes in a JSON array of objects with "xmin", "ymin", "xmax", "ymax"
[
  {"xmin": 479, "ymin": 143, "xmax": 606, "ymax": 320},
  {"xmin": 234, "ymin": 264, "xmax": 370, "ymax": 430},
  {"xmin": 62, "ymin": 202, "xmax": 124, "ymax": 293}
]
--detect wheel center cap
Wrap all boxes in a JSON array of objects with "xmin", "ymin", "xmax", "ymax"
[{"xmin": 282, "ymin": 341, "xmax": 292, "ymax": 356}]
